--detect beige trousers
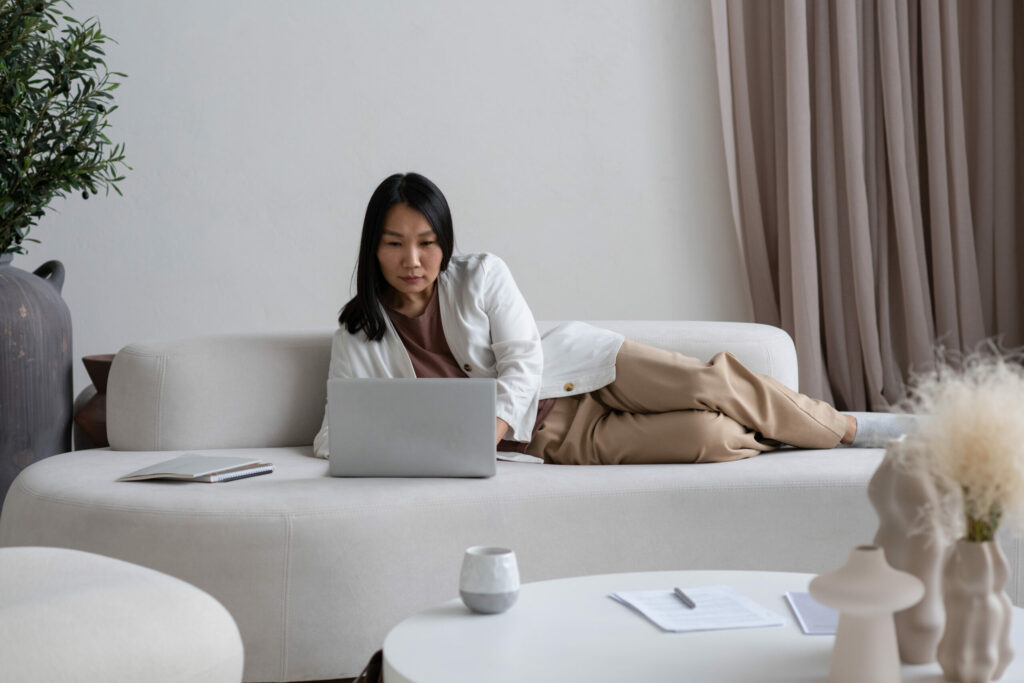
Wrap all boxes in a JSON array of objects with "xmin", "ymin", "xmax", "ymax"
[{"xmin": 525, "ymin": 339, "xmax": 848, "ymax": 465}]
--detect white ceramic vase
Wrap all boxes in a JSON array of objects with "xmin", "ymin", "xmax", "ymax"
[
  {"xmin": 937, "ymin": 539, "xmax": 1014, "ymax": 683},
  {"xmin": 867, "ymin": 436, "xmax": 958, "ymax": 664},
  {"xmin": 810, "ymin": 545, "xmax": 925, "ymax": 683}
]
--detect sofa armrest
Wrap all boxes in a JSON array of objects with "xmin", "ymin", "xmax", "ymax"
[{"xmin": 537, "ymin": 321, "xmax": 799, "ymax": 391}]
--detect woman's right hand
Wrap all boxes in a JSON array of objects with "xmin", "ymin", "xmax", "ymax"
[{"xmin": 495, "ymin": 417, "xmax": 510, "ymax": 445}]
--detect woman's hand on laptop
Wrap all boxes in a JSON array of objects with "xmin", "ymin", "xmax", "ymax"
[{"xmin": 495, "ymin": 418, "xmax": 510, "ymax": 445}]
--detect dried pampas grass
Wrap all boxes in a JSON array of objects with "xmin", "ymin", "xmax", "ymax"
[{"xmin": 902, "ymin": 351, "xmax": 1024, "ymax": 541}]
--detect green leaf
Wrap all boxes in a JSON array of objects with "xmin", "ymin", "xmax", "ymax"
[{"xmin": 0, "ymin": 0, "xmax": 127, "ymax": 253}]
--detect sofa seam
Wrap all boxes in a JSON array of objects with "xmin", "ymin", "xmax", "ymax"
[
  {"xmin": 155, "ymin": 354, "xmax": 167, "ymax": 450},
  {"xmin": 1, "ymin": 489, "xmax": 305, "ymax": 517},
  {"xmin": 0, "ymin": 481, "xmax": 864, "ymax": 524},
  {"xmin": 8, "ymin": 478, "xmax": 869, "ymax": 519},
  {"xmin": 281, "ymin": 514, "xmax": 293, "ymax": 680}
]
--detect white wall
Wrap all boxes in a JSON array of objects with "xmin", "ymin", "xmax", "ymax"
[{"xmin": 20, "ymin": 0, "xmax": 750, "ymax": 394}]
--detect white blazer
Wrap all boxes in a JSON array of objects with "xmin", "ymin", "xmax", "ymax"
[{"xmin": 313, "ymin": 253, "xmax": 624, "ymax": 458}]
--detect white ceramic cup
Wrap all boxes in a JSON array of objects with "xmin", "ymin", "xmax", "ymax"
[{"xmin": 459, "ymin": 546, "xmax": 520, "ymax": 614}]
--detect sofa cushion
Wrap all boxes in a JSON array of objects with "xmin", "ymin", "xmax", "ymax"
[
  {"xmin": 540, "ymin": 321, "xmax": 800, "ymax": 391},
  {"xmin": 108, "ymin": 332, "xmax": 332, "ymax": 451}
]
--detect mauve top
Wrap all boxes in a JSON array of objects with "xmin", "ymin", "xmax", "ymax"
[{"xmin": 386, "ymin": 285, "xmax": 556, "ymax": 453}]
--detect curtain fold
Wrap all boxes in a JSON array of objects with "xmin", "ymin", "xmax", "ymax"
[{"xmin": 712, "ymin": 0, "xmax": 1022, "ymax": 409}]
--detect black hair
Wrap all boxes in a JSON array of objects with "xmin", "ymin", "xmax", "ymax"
[{"xmin": 338, "ymin": 172, "xmax": 455, "ymax": 341}]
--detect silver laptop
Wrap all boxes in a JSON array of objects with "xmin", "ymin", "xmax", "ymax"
[{"xmin": 327, "ymin": 378, "xmax": 497, "ymax": 478}]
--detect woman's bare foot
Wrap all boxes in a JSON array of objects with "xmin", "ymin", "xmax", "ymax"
[{"xmin": 840, "ymin": 414, "xmax": 857, "ymax": 444}]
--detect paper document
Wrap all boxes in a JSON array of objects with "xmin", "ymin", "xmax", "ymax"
[
  {"xmin": 609, "ymin": 585, "xmax": 785, "ymax": 633},
  {"xmin": 785, "ymin": 591, "xmax": 838, "ymax": 635}
]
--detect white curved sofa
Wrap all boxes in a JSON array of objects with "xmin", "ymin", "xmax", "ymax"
[{"xmin": 2, "ymin": 321, "xmax": 1011, "ymax": 681}]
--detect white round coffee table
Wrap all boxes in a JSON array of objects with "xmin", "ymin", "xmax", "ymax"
[{"xmin": 383, "ymin": 570, "xmax": 1024, "ymax": 682}]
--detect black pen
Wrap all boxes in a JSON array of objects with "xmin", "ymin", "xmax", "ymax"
[{"xmin": 673, "ymin": 587, "xmax": 696, "ymax": 609}]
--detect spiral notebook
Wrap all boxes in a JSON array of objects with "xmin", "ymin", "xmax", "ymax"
[{"xmin": 117, "ymin": 454, "xmax": 274, "ymax": 483}]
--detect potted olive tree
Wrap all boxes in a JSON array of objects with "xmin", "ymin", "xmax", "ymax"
[{"xmin": 0, "ymin": 0, "xmax": 128, "ymax": 505}]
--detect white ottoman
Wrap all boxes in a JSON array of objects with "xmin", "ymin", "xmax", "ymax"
[{"xmin": 0, "ymin": 546, "xmax": 244, "ymax": 683}]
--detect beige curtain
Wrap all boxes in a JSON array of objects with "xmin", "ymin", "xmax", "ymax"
[{"xmin": 712, "ymin": 0, "xmax": 1023, "ymax": 410}]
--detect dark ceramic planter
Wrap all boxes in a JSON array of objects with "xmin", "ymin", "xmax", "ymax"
[
  {"xmin": 0, "ymin": 253, "xmax": 73, "ymax": 507},
  {"xmin": 74, "ymin": 353, "xmax": 115, "ymax": 448}
]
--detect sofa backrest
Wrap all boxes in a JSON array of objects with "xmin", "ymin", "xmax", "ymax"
[
  {"xmin": 107, "ymin": 332, "xmax": 332, "ymax": 451},
  {"xmin": 107, "ymin": 321, "xmax": 798, "ymax": 451}
]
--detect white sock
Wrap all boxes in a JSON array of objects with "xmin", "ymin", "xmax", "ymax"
[{"xmin": 841, "ymin": 411, "xmax": 922, "ymax": 448}]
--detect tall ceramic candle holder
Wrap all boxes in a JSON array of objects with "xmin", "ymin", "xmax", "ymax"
[
  {"xmin": 868, "ymin": 436, "xmax": 957, "ymax": 663},
  {"xmin": 810, "ymin": 545, "xmax": 925, "ymax": 683},
  {"xmin": 937, "ymin": 539, "xmax": 1014, "ymax": 683}
]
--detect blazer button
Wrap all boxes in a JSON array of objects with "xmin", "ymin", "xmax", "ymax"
[
  {"xmin": 463, "ymin": 364, "xmax": 472, "ymax": 372},
  {"xmin": 563, "ymin": 382, "xmax": 574, "ymax": 392}
]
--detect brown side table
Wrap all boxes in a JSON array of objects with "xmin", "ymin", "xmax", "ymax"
[{"xmin": 73, "ymin": 354, "xmax": 115, "ymax": 449}]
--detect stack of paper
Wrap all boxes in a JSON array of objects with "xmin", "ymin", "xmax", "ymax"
[{"xmin": 609, "ymin": 585, "xmax": 785, "ymax": 633}]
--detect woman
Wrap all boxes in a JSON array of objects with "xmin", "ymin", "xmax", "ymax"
[{"xmin": 314, "ymin": 172, "xmax": 904, "ymax": 463}]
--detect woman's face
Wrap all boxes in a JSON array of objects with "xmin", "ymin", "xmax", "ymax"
[{"xmin": 376, "ymin": 202, "xmax": 444, "ymax": 303}]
